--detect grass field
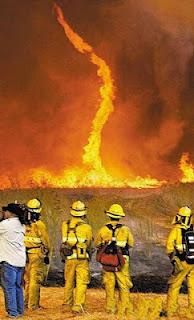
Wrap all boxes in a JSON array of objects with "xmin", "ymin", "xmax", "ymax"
[
  {"xmin": 0, "ymin": 184, "xmax": 194, "ymax": 319},
  {"xmin": 1, "ymin": 184, "xmax": 193, "ymax": 266},
  {"xmin": 0, "ymin": 287, "xmax": 191, "ymax": 320}
]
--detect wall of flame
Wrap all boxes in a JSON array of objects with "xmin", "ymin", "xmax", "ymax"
[{"xmin": 0, "ymin": 0, "xmax": 194, "ymax": 188}]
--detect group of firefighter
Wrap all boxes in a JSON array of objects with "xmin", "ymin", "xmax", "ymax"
[{"xmin": 1, "ymin": 198, "xmax": 194, "ymax": 319}]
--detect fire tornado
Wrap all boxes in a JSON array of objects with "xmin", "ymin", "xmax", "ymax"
[
  {"xmin": 43, "ymin": 3, "xmax": 162, "ymax": 188},
  {"xmin": 54, "ymin": 4, "xmax": 114, "ymax": 173}
]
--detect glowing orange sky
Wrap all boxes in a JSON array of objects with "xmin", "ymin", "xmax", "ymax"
[{"xmin": 0, "ymin": 1, "xmax": 194, "ymax": 188}]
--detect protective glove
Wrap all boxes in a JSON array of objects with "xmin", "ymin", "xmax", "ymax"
[
  {"xmin": 168, "ymin": 252, "xmax": 174, "ymax": 263},
  {"xmin": 171, "ymin": 256, "xmax": 183, "ymax": 275}
]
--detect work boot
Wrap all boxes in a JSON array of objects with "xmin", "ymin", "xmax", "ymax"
[
  {"xmin": 28, "ymin": 305, "xmax": 44, "ymax": 311},
  {"xmin": 71, "ymin": 304, "xmax": 83, "ymax": 314}
]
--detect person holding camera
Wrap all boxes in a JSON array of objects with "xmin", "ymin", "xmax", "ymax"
[
  {"xmin": 24, "ymin": 198, "xmax": 50, "ymax": 310},
  {"xmin": 0, "ymin": 203, "xmax": 26, "ymax": 318}
]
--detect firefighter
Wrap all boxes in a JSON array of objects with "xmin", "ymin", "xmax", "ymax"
[
  {"xmin": 62, "ymin": 200, "xmax": 93, "ymax": 314},
  {"xmin": 160, "ymin": 206, "xmax": 194, "ymax": 318},
  {"xmin": 95, "ymin": 204, "xmax": 134, "ymax": 318},
  {"xmin": 24, "ymin": 198, "xmax": 50, "ymax": 310}
]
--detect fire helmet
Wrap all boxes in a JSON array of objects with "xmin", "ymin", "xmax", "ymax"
[
  {"xmin": 105, "ymin": 204, "xmax": 125, "ymax": 219},
  {"xmin": 27, "ymin": 198, "xmax": 42, "ymax": 213},
  {"xmin": 172, "ymin": 206, "xmax": 192, "ymax": 228},
  {"xmin": 70, "ymin": 201, "xmax": 87, "ymax": 217}
]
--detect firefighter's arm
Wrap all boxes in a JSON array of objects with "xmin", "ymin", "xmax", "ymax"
[
  {"xmin": 166, "ymin": 228, "xmax": 177, "ymax": 261},
  {"xmin": 94, "ymin": 229, "xmax": 103, "ymax": 247},
  {"xmin": 86, "ymin": 225, "xmax": 94, "ymax": 258},
  {"xmin": 127, "ymin": 228, "xmax": 134, "ymax": 248},
  {"xmin": 62, "ymin": 221, "xmax": 68, "ymax": 243},
  {"xmin": 166, "ymin": 228, "xmax": 183, "ymax": 272},
  {"xmin": 37, "ymin": 221, "xmax": 50, "ymax": 254},
  {"xmin": 166, "ymin": 228, "xmax": 176, "ymax": 255},
  {"xmin": 86, "ymin": 225, "xmax": 93, "ymax": 246}
]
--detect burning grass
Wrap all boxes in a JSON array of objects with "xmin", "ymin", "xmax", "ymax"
[{"xmin": 0, "ymin": 287, "xmax": 191, "ymax": 320}]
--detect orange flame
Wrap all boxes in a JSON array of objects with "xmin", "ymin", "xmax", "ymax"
[
  {"xmin": 83, "ymin": 53, "xmax": 114, "ymax": 171},
  {"xmin": 0, "ymin": 4, "xmax": 165, "ymax": 190},
  {"xmin": 49, "ymin": 4, "xmax": 163, "ymax": 188},
  {"xmin": 179, "ymin": 153, "xmax": 194, "ymax": 183},
  {"xmin": 54, "ymin": 3, "xmax": 114, "ymax": 172}
]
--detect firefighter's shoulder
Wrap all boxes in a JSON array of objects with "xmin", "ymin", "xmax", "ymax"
[
  {"xmin": 120, "ymin": 224, "xmax": 132, "ymax": 232},
  {"xmin": 166, "ymin": 226, "xmax": 180, "ymax": 252},
  {"xmin": 35, "ymin": 219, "xmax": 47, "ymax": 230},
  {"xmin": 77, "ymin": 221, "xmax": 92, "ymax": 232},
  {"xmin": 97, "ymin": 225, "xmax": 112, "ymax": 234},
  {"xmin": 168, "ymin": 225, "xmax": 181, "ymax": 238},
  {"xmin": 62, "ymin": 220, "xmax": 68, "ymax": 226}
]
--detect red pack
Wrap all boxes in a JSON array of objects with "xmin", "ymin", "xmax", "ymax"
[{"xmin": 96, "ymin": 224, "xmax": 125, "ymax": 272}]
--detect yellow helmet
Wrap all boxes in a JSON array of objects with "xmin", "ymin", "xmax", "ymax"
[
  {"xmin": 70, "ymin": 201, "xmax": 87, "ymax": 217},
  {"xmin": 105, "ymin": 204, "xmax": 125, "ymax": 219},
  {"xmin": 27, "ymin": 198, "xmax": 42, "ymax": 213},
  {"xmin": 179, "ymin": 206, "xmax": 191, "ymax": 217},
  {"xmin": 172, "ymin": 206, "xmax": 192, "ymax": 227}
]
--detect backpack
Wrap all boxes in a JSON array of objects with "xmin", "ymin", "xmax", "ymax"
[
  {"xmin": 181, "ymin": 225, "xmax": 194, "ymax": 264},
  {"xmin": 60, "ymin": 220, "xmax": 87, "ymax": 262},
  {"xmin": 96, "ymin": 224, "xmax": 125, "ymax": 272}
]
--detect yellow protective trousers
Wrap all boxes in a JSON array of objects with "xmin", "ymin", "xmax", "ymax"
[
  {"xmin": 64, "ymin": 259, "xmax": 90, "ymax": 310},
  {"xmin": 103, "ymin": 261, "xmax": 133, "ymax": 315},
  {"xmin": 24, "ymin": 253, "xmax": 45, "ymax": 309},
  {"xmin": 167, "ymin": 260, "xmax": 194, "ymax": 315}
]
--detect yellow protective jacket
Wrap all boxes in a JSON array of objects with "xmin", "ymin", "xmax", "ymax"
[
  {"xmin": 95, "ymin": 221, "xmax": 134, "ymax": 252},
  {"xmin": 24, "ymin": 220, "xmax": 50, "ymax": 255},
  {"xmin": 62, "ymin": 217, "xmax": 93, "ymax": 259},
  {"xmin": 166, "ymin": 224, "xmax": 189, "ymax": 256}
]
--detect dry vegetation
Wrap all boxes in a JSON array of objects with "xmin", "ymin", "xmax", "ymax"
[
  {"xmin": 0, "ymin": 185, "xmax": 194, "ymax": 318},
  {"xmin": 1, "ymin": 183, "xmax": 194, "ymax": 237},
  {"xmin": 0, "ymin": 183, "xmax": 193, "ymax": 267},
  {"xmin": 0, "ymin": 287, "xmax": 191, "ymax": 320}
]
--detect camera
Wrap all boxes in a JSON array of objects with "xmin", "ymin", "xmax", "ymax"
[
  {"xmin": 19, "ymin": 204, "xmax": 41, "ymax": 225},
  {"xmin": 1, "ymin": 203, "xmax": 40, "ymax": 225}
]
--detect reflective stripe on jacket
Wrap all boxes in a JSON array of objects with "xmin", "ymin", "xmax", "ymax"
[
  {"xmin": 94, "ymin": 221, "xmax": 134, "ymax": 249},
  {"xmin": 62, "ymin": 217, "xmax": 92, "ymax": 259},
  {"xmin": 24, "ymin": 220, "xmax": 50, "ymax": 253}
]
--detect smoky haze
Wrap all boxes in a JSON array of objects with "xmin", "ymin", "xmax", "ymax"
[{"xmin": 0, "ymin": 0, "xmax": 194, "ymax": 183}]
